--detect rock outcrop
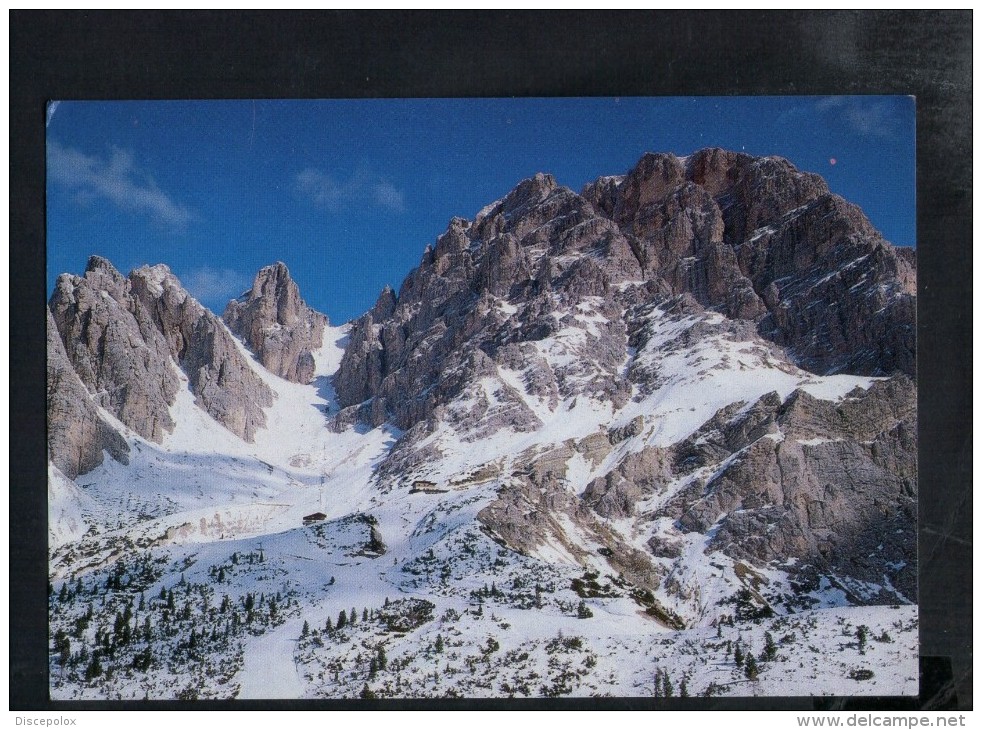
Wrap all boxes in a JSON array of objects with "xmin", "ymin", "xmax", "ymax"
[
  {"xmin": 588, "ymin": 149, "xmax": 917, "ymax": 376},
  {"xmin": 48, "ymin": 257, "xmax": 274, "ymax": 457},
  {"xmin": 223, "ymin": 262, "xmax": 328, "ymax": 384},
  {"xmin": 46, "ymin": 307, "xmax": 130, "ymax": 479},
  {"xmin": 128, "ymin": 264, "xmax": 274, "ymax": 442},
  {"xmin": 581, "ymin": 375, "xmax": 917, "ymax": 600}
]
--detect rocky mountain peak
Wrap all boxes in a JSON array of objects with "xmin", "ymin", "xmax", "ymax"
[
  {"xmin": 334, "ymin": 147, "xmax": 916, "ymax": 447},
  {"xmin": 47, "ymin": 259, "xmax": 275, "ymax": 474},
  {"xmin": 223, "ymin": 261, "xmax": 328, "ymax": 384},
  {"xmin": 500, "ymin": 171, "xmax": 558, "ymax": 216}
]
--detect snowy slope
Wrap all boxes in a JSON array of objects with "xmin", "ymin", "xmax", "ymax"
[{"xmin": 48, "ymin": 308, "xmax": 916, "ymax": 701}]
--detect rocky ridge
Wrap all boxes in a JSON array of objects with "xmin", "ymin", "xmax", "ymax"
[
  {"xmin": 335, "ymin": 149, "xmax": 915, "ymax": 436},
  {"xmin": 48, "ymin": 257, "xmax": 274, "ymax": 461}
]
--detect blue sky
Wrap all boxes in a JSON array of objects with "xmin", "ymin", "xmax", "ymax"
[{"xmin": 46, "ymin": 97, "xmax": 915, "ymax": 324}]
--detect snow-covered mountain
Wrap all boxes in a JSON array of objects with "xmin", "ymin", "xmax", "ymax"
[{"xmin": 46, "ymin": 149, "xmax": 917, "ymax": 700}]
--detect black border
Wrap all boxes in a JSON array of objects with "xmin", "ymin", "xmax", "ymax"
[{"xmin": 10, "ymin": 10, "xmax": 972, "ymax": 711}]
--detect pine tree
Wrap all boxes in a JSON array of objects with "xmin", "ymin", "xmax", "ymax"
[
  {"xmin": 368, "ymin": 657, "xmax": 378, "ymax": 679},
  {"xmin": 856, "ymin": 624, "xmax": 869, "ymax": 654},
  {"xmin": 761, "ymin": 631, "xmax": 777, "ymax": 662},
  {"xmin": 733, "ymin": 641, "xmax": 745, "ymax": 668},
  {"xmin": 680, "ymin": 678, "xmax": 689, "ymax": 698},
  {"xmin": 377, "ymin": 645, "xmax": 387, "ymax": 671},
  {"xmin": 384, "ymin": 596, "xmax": 390, "ymax": 607},
  {"xmin": 362, "ymin": 607, "xmax": 369, "ymax": 622},
  {"xmin": 325, "ymin": 616, "xmax": 334, "ymax": 632},
  {"xmin": 745, "ymin": 653, "xmax": 759, "ymax": 680},
  {"xmin": 350, "ymin": 607, "xmax": 357, "ymax": 625},
  {"xmin": 663, "ymin": 672, "xmax": 674, "ymax": 697},
  {"xmin": 85, "ymin": 653, "xmax": 102, "ymax": 681},
  {"xmin": 577, "ymin": 600, "xmax": 593, "ymax": 619},
  {"xmin": 435, "ymin": 633, "xmax": 444, "ymax": 653},
  {"xmin": 337, "ymin": 610, "xmax": 347, "ymax": 630},
  {"xmin": 301, "ymin": 620, "xmax": 310, "ymax": 638}
]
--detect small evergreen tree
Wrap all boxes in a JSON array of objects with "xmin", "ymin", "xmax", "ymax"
[
  {"xmin": 680, "ymin": 678, "xmax": 689, "ymax": 698},
  {"xmin": 337, "ymin": 610, "xmax": 347, "ymax": 630},
  {"xmin": 435, "ymin": 633, "xmax": 444, "ymax": 653},
  {"xmin": 856, "ymin": 625, "xmax": 869, "ymax": 654},
  {"xmin": 733, "ymin": 641, "xmax": 745, "ymax": 668},
  {"xmin": 301, "ymin": 620, "xmax": 310, "ymax": 638},
  {"xmin": 350, "ymin": 607, "xmax": 357, "ymax": 625},
  {"xmin": 363, "ymin": 607, "xmax": 369, "ymax": 622},
  {"xmin": 325, "ymin": 616, "xmax": 334, "ymax": 632},
  {"xmin": 85, "ymin": 653, "xmax": 102, "ymax": 681},
  {"xmin": 368, "ymin": 657, "xmax": 378, "ymax": 679},
  {"xmin": 377, "ymin": 646, "xmax": 387, "ymax": 671},
  {"xmin": 761, "ymin": 631, "xmax": 777, "ymax": 662},
  {"xmin": 577, "ymin": 600, "xmax": 594, "ymax": 619},
  {"xmin": 360, "ymin": 683, "xmax": 376, "ymax": 700},
  {"xmin": 745, "ymin": 653, "xmax": 759, "ymax": 680}
]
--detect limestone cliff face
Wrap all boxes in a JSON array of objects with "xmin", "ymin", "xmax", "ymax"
[
  {"xmin": 335, "ymin": 149, "xmax": 915, "ymax": 438},
  {"xmin": 581, "ymin": 376, "xmax": 916, "ymax": 600},
  {"xmin": 223, "ymin": 262, "xmax": 328, "ymax": 384},
  {"xmin": 47, "ymin": 257, "xmax": 274, "ymax": 474},
  {"xmin": 586, "ymin": 148, "xmax": 916, "ymax": 376},
  {"xmin": 46, "ymin": 307, "xmax": 129, "ymax": 480},
  {"xmin": 48, "ymin": 256, "xmax": 179, "ymax": 443},
  {"xmin": 129, "ymin": 264, "xmax": 273, "ymax": 442}
]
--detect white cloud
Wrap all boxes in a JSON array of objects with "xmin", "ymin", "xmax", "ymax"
[
  {"xmin": 184, "ymin": 266, "xmax": 251, "ymax": 309},
  {"xmin": 373, "ymin": 181, "xmax": 405, "ymax": 213},
  {"xmin": 297, "ymin": 166, "xmax": 405, "ymax": 213},
  {"xmin": 47, "ymin": 140, "xmax": 193, "ymax": 229}
]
